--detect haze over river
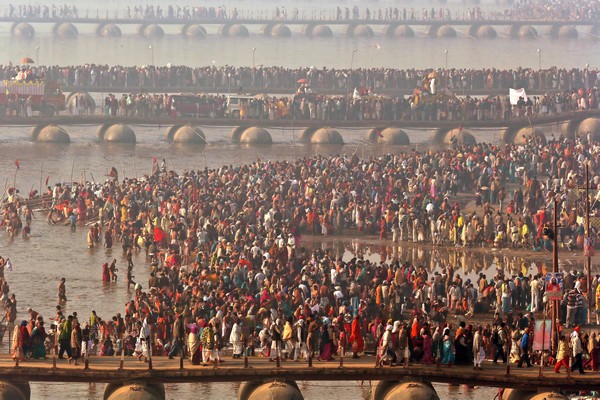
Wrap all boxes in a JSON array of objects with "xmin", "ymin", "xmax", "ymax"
[{"xmin": 0, "ymin": 0, "xmax": 598, "ymax": 70}]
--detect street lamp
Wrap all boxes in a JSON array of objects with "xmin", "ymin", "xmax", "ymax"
[
  {"xmin": 445, "ymin": 49, "xmax": 448, "ymax": 70},
  {"xmin": 228, "ymin": 72, "xmax": 232, "ymax": 97},
  {"xmin": 36, "ymin": 46, "xmax": 40, "ymax": 66},
  {"xmin": 537, "ymin": 48, "xmax": 541, "ymax": 70},
  {"xmin": 350, "ymin": 48, "xmax": 358, "ymax": 71},
  {"xmin": 346, "ymin": 48, "xmax": 358, "ymax": 120},
  {"xmin": 148, "ymin": 45, "xmax": 155, "ymax": 66},
  {"xmin": 252, "ymin": 47, "xmax": 256, "ymax": 68}
]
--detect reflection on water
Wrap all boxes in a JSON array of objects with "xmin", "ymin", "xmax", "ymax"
[
  {"xmin": 309, "ymin": 238, "xmax": 591, "ymax": 283},
  {"xmin": 31, "ymin": 381, "xmax": 481, "ymax": 400}
]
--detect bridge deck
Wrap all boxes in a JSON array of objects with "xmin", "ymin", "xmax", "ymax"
[
  {"xmin": 1, "ymin": 110, "xmax": 599, "ymax": 130},
  {"xmin": 0, "ymin": 355, "xmax": 594, "ymax": 390},
  {"xmin": 0, "ymin": 18, "xmax": 597, "ymax": 26}
]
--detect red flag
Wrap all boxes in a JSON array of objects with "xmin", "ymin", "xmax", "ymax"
[
  {"xmin": 45, "ymin": 176, "xmax": 50, "ymax": 186},
  {"xmin": 153, "ymin": 227, "xmax": 166, "ymax": 243},
  {"xmin": 14, "ymin": 160, "xmax": 19, "ymax": 169},
  {"xmin": 458, "ymin": 124, "xmax": 463, "ymax": 133}
]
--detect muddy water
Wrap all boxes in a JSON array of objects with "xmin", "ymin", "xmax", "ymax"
[{"xmin": 0, "ymin": 135, "xmax": 589, "ymax": 399}]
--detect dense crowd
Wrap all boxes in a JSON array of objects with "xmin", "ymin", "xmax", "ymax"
[
  {"xmin": 3, "ymin": 65, "xmax": 597, "ymax": 94},
  {"xmin": 5, "ymin": 1, "xmax": 600, "ymax": 21},
  {"xmin": 512, "ymin": 0, "xmax": 600, "ymax": 21},
  {"xmin": 83, "ymin": 87, "xmax": 600, "ymax": 122},
  {"xmin": 2, "ymin": 135, "xmax": 600, "ymax": 373},
  {"xmin": 3, "ymin": 64, "xmax": 600, "ymax": 121}
]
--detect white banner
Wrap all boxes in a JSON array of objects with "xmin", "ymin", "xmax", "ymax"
[{"xmin": 509, "ymin": 88, "xmax": 528, "ymax": 105}]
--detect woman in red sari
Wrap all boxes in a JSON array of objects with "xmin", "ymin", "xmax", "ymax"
[
  {"xmin": 102, "ymin": 263, "xmax": 110, "ymax": 282},
  {"xmin": 349, "ymin": 316, "xmax": 364, "ymax": 359},
  {"xmin": 12, "ymin": 321, "xmax": 29, "ymax": 361}
]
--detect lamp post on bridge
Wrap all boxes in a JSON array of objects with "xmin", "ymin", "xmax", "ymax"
[
  {"xmin": 346, "ymin": 48, "xmax": 357, "ymax": 120},
  {"xmin": 148, "ymin": 44, "xmax": 155, "ymax": 66},
  {"xmin": 148, "ymin": 45, "xmax": 155, "ymax": 86},
  {"xmin": 445, "ymin": 49, "xmax": 448, "ymax": 70},
  {"xmin": 228, "ymin": 72, "xmax": 232, "ymax": 99},
  {"xmin": 36, "ymin": 46, "xmax": 40, "ymax": 67},
  {"xmin": 252, "ymin": 47, "xmax": 256, "ymax": 68},
  {"xmin": 537, "ymin": 48, "xmax": 542, "ymax": 89}
]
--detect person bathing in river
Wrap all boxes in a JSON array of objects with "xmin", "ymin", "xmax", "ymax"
[
  {"xmin": 101, "ymin": 263, "xmax": 110, "ymax": 283},
  {"xmin": 109, "ymin": 259, "xmax": 118, "ymax": 282}
]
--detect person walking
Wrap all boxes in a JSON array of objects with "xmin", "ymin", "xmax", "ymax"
[
  {"xmin": 168, "ymin": 314, "xmax": 185, "ymax": 359},
  {"xmin": 473, "ymin": 325, "xmax": 484, "ymax": 370},
  {"xmin": 554, "ymin": 335, "xmax": 569, "ymax": 373},
  {"xmin": 200, "ymin": 323, "xmax": 215, "ymax": 366},
  {"xmin": 230, "ymin": 318, "xmax": 243, "ymax": 359},
  {"xmin": 71, "ymin": 321, "xmax": 81, "ymax": 365},
  {"xmin": 571, "ymin": 327, "xmax": 585, "ymax": 375},
  {"xmin": 492, "ymin": 323, "xmax": 507, "ymax": 364},
  {"xmin": 58, "ymin": 315, "xmax": 73, "ymax": 363},
  {"xmin": 517, "ymin": 327, "xmax": 531, "ymax": 368}
]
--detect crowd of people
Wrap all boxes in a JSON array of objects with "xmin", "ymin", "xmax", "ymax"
[
  {"xmin": 3, "ymin": 64, "xmax": 600, "ymax": 121},
  {"xmin": 89, "ymin": 87, "xmax": 598, "ymax": 122},
  {"xmin": 512, "ymin": 0, "xmax": 600, "ymax": 21},
  {"xmin": 5, "ymin": 65, "xmax": 597, "ymax": 94},
  {"xmin": 3, "ymin": 132, "xmax": 600, "ymax": 376},
  {"xmin": 5, "ymin": 1, "xmax": 600, "ymax": 21}
]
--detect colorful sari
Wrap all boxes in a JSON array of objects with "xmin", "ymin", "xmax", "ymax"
[{"xmin": 441, "ymin": 335, "xmax": 454, "ymax": 366}]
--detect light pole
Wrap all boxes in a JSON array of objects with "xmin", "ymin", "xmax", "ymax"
[
  {"xmin": 36, "ymin": 46, "xmax": 40, "ymax": 66},
  {"xmin": 585, "ymin": 162, "xmax": 592, "ymax": 323},
  {"xmin": 537, "ymin": 48, "xmax": 542, "ymax": 89},
  {"xmin": 148, "ymin": 45, "xmax": 155, "ymax": 66},
  {"xmin": 252, "ymin": 47, "xmax": 256, "ymax": 68},
  {"xmin": 347, "ymin": 48, "xmax": 358, "ymax": 120},
  {"xmin": 227, "ymin": 72, "xmax": 232, "ymax": 97},
  {"xmin": 350, "ymin": 48, "xmax": 358, "ymax": 71},
  {"xmin": 445, "ymin": 49, "xmax": 448, "ymax": 70}
]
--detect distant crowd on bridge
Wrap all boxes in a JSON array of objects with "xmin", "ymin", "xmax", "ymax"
[
  {"xmin": 4, "ymin": 0, "xmax": 600, "ymax": 22},
  {"xmin": 3, "ymin": 134, "xmax": 600, "ymax": 374},
  {"xmin": 10, "ymin": 64, "xmax": 598, "ymax": 94},
  {"xmin": 85, "ymin": 87, "xmax": 599, "ymax": 123},
  {"xmin": 4, "ymin": 63, "xmax": 600, "ymax": 121}
]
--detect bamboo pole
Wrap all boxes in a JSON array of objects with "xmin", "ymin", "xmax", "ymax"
[{"xmin": 70, "ymin": 160, "xmax": 75, "ymax": 184}]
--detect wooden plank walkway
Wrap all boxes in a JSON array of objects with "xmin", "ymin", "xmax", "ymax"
[
  {"xmin": 0, "ymin": 355, "xmax": 594, "ymax": 390},
  {"xmin": 1, "ymin": 110, "xmax": 599, "ymax": 129},
  {"xmin": 0, "ymin": 18, "xmax": 597, "ymax": 27}
]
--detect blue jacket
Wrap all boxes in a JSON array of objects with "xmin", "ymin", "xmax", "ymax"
[{"xmin": 520, "ymin": 333, "xmax": 529, "ymax": 350}]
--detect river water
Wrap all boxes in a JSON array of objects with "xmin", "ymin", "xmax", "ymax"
[
  {"xmin": 0, "ymin": 0, "xmax": 598, "ymax": 70},
  {"xmin": 0, "ymin": 127, "xmax": 594, "ymax": 399}
]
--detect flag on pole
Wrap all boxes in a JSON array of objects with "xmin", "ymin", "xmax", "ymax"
[
  {"xmin": 14, "ymin": 160, "xmax": 19, "ymax": 170},
  {"xmin": 45, "ymin": 176, "xmax": 50, "ymax": 186},
  {"xmin": 6, "ymin": 259, "xmax": 13, "ymax": 272}
]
